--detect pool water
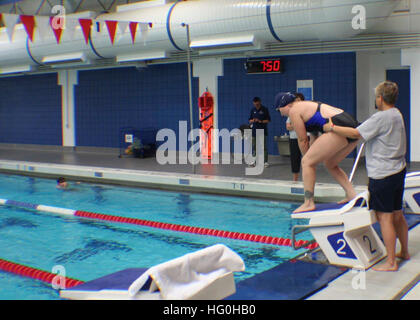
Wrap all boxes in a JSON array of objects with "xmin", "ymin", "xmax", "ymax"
[{"xmin": 0, "ymin": 173, "xmax": 311, "ymax": 300}]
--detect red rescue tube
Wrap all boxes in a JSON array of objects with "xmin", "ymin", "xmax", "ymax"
[{"xmin": 198, "ymin": 91, "xmax": 214, "ymax": 160}]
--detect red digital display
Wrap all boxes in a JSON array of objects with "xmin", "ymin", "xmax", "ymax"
[
  {"xmin": 260, "ymin": 60, "xmax": 281, "ymax": 72},
  {"xmin": 245, "ymin": 59, "xmax": 283, "ymax": 74}
]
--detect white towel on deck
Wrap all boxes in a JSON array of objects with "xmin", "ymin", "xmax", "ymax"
[{"xmin": 128, "ymin": 244, "xmax": 245, "ymax": 299}]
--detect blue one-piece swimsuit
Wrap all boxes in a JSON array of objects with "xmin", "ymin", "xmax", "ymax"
[
  {"xmin": 305, "ymin": 103, "xmax": 327, "ymax": 134},
  {"xmin": 305, "ymin": 102, "xmax": 359, "ymax": 142}
]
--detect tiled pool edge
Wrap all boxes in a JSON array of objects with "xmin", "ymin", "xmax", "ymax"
[{"xmin": 0, "ymin": 159, "xmax": 366, "ymax": 202}]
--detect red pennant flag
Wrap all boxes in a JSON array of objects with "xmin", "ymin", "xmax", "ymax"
[
  {"xmin": 105, "ymin": 20, "xmax": 118, "ymax": 45},
  {"xmin": 49, "ymin": 16, "xmax": 64, "ymax": 44},
  {"xmin": 0, "ymin": 13, "xmax": 3, "ymax": 25},
  {"xmin": 129, "ymin": 22, "xmax": 138, "ymax": 44},
  {"xmin": 79, "ymin": 18, "xmax": 92, "ymax": 44},
  {"xmin": 20, "ymin": 15, "xmax": 36, "ymax": 42}
]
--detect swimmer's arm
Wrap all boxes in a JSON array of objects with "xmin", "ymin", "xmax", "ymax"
[
  {"xmin": 309, "ymin": 133, "xmax": 317, "ymax": 146},
  {"xmin": 290, "ymin": 110, "xmax": 309, "ymax": 154},
  {"xmin": 324, "ymin": 118, "xmax": 361, "ymax": 139}
]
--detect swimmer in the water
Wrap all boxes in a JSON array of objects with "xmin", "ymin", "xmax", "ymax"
[
  {"xmin": 56, "ymin": 177, "xmax": 68, "ymax": 189},
  {"xmin": 275, "ymin": 92, "xmax": 359, "ymax": 213}
]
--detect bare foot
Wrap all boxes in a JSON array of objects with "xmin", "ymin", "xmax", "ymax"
[
  {"xmin": 396, "ymin": 252, "xmax": 410, "ymax": 260},
  {"xmin": 337, "ymin": 192, "xmax": 357, "ymax": 205},
  {"xmin": 337, "ymin": 198, "xmax": 350, "ymax": 205},
  {"xmin": 372, "ymin": 261, "xmax": 398, "ymax": 272},
  {"xmin": 293, "ymin": 203, "xmax": 316, "ymax": 213}
]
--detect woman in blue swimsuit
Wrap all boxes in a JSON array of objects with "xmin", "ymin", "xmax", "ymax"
[{"xmin": 275, "ymin": 92, "xmax": 359, "ymax": 213}]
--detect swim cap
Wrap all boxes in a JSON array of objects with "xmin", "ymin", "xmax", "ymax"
[{"xmin": 274, "ymin": 92, "xmax": 296, "ymax": 110}]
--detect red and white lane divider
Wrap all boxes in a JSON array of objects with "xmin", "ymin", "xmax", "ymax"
[
  {"xmin": 0, "ymin": 198, "xmax": 318, "ymax": 250},
  {"xmin": 0, "ymin": 258, "xmax": 84, "ymax": 289}
]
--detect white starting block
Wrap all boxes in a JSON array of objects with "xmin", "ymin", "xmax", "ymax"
[
  {"xmin": 292, "ymin": 192, "xmax": 386, "ymax": 269},
  {"xmin": 404, "ymin": 171, "xmax": 420, "ymax": 214}
]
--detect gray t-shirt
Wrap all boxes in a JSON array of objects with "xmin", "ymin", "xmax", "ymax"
[{"xmin": 357, "ymin": 107, "xmax": 406, "ymax": 179}]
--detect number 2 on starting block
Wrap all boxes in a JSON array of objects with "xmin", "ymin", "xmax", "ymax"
[{"xmin": 327, "ymin": 232, "xmax": 357, "ymax": 260}]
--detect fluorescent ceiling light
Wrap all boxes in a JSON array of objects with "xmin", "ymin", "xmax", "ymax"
[
  {"xmin": 42, "ymin": 52, "xmax": 89, "ymax": 66},
  {"xmin": 190, "ymin": 35, "xmax": 256, "ymax": 50},
  {"xmin": 0, "ymin": 64, "xmax": 31, "ymax": 74},
  {"xmin": 117, "ymin": 51, "xmax": 167, "ymax": 62}
]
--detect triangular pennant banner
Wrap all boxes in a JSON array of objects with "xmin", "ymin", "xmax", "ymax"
[
  {"xmin": 118, "ymin": 21, "xmax": 129, "ymax": 35},
  {"xmin": 36, "ymin": 16, "xmax": 51, "ymax": 42},
  {"xmin": 50, "ymin": 14, "xmax": 65, "ymax": 32},
  {"xmin": 139, "ymin": 22, "xmax": 149, "ymax": 44},
  {"xmin": 20, "ymin": 15, "xmax": 36, "ymax": 42},
  {"xmin": 50, "ymin": 16, "xmax": 64, "ymax": 44},
  {"xmin": 66, "ymin": 18, "xmax": 78, "ymax": 40},
  {"xmin": 129, "ymin": 22, "xmax": 138, "ymax": 44},
  {"xmin": 79, "ymin": 18, "xmax": 92, "ymax": 44},
  {"xmin": 3, "ymin": 13, "xmax": 19, "ymax": 42},
  {"xmin": 105, "ymin": 20, "xmax": 118, "ymax": 44}
]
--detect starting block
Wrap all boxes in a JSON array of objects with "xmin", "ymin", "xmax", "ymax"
[{"xmin": 292, "ymin": 192, "xmax": 386, "ymax": 269}]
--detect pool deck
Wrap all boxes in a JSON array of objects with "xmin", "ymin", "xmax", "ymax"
[{"xmin": 0, "ymin": 144, "xmax": 419, "ymax": 300}]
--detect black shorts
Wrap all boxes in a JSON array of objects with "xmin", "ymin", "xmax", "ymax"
[
  {"xmin": 331, "ymin": 112, "xmax": 359, "ymax": 143},
  {"xmin": 289, "ymin": 138, "xmax": 301, "ymax": 173},
  {"xmin": 368, "ymin": 167, "xmax": 406, "ymax": 213}
]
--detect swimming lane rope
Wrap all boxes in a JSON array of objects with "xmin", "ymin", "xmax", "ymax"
[
  {"xmin": 0, "ymin": 258, "xmax": 84, "ymax": 288},
  {"xmin": 0, "ymin": 199, "xmax": 318, "ymax": 250}
]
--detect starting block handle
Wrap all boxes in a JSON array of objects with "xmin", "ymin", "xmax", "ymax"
[{"xmin": 292, "ymin": 222, "xmax": 343, "ymax": 250}]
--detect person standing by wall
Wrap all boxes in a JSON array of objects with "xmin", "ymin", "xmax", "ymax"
[
  {"xmin": 249, "ymin": 97, "xmax": 271, "ymax": 168},
  {"xmin": 323, "ymin": 81, "xmax": 409, "ymax": 271}
]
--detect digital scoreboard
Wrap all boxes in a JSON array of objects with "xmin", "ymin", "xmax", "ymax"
[{"xmin": 245, "ymin": 58, "xmax": 283, "ymax": 74}]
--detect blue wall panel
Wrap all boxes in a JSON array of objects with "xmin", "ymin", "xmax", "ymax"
[
  {"xmin": 0, "ymin": 73, "xmax": 62, "ymax": 145},
  {"xmin": 0, "ymin": 52, "xmax": 355, "ymax": 155},
  {"xmin": 75, "ymin": 64, "xmax": 199, "ymax": 149},
  {"xmin": 218, "ymin": 52, "xmax": 357, "ymax": 155}
]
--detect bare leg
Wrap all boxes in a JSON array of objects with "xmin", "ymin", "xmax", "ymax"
[
  {"xmin": 373, "ymin": 211, "xmax": 398, "ymax": 271},
  {"xmin": 324, "ymin": 140, "xmax": 358, "ymax": 203},
  {"xmin": 393, "ymin": 210, "xmax": 410, "ymax": 260},
  {"xmin": 293, "ymin": 172, "xmax": 299, "ymax": 182},
  {"xmin": 293, "ymin": 160, "xmax": 316, "ymax": 213},
  {"xmin": 293, "ymin": 133, "xmax": 356, "ymax": 213}
]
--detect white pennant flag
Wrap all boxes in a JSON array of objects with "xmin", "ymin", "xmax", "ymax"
[
  {"xmin": 116, "ymin": 21, "xmax": 129, "ymax": 43},
  {"xmin": 3, "ymin": 13, "xmax": 19, "ymax": 42},
  {"xmin": 139, "ymin": 22, "xmax": 149, "ymax": 44},
  {"xmin": 65, "ymin": 17, "xmax": 79, "ymax": 40},
  {"xmin": 118, "ymin": 21, "xmax": 129, "ymax": 34},
  {"xmin": 36, "ymin": 16, "xmax": 51, "ymax": 42}
]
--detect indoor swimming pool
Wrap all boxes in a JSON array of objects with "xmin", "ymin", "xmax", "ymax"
[{"xmin": 0, "ymin": 173, "xmax": 312, "ymax": 300}]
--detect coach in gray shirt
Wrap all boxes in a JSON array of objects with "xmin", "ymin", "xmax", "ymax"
[{"xmin": 323, "ymin": 81, "xmax": 409, "ymax": 272}]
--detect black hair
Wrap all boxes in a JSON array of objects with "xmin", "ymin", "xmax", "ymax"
[
  {"xmin": 57, "ymin": 177, "xmax": 66, "ymax": 184},
  {"xmin": 252, "ymin": 97, "xmax": 261, "ymax": 102},
  {"xmin": 293, "ymin": 92, "xmax": 305, "ymax": 101}
]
